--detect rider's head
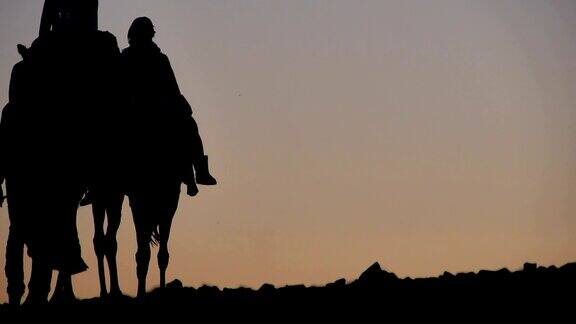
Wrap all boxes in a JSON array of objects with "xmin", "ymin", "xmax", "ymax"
[
  {"xmin": 52, "ymin": 0, "xmax": 98, "ymax": 33},
  {"xmin": 128, "ymin": 17, "xmax": 155, "ymax": 46}
]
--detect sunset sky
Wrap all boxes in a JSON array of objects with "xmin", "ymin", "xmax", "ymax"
[{"xmin": 1, "ymin": 0, "xmax": 576, "ymax": 302}]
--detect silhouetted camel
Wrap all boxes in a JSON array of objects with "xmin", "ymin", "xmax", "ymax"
[
  {"xmin": 43, "ymin": 0, "xmax": 120, "ymax": 304},
  {"xmin": 122, "ymin": 17, "xmax": 216, "ymax": 297},
  {"xmin": 0, "ymin": 43, "xmax": 85, "ymax": 305},
  {"xmin": 0, "ymin": 0, "xmax": 122, "ymax": 304}
]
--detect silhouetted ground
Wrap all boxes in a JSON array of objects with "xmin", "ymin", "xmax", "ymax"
[{"xmin": 1, "ymin": 261, "xmax": 574, "ymax": 321}]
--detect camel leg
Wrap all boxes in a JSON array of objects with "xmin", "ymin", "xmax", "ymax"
[
  {"xmin": 92, "ymin": 202, "xmax": 107, "ymax": 298},
  {"xmin": 25, "ymin": 259, "xmax": 52, "ymax": 305},
  {"xmin": 135, "ymin": 237, "xmax": 151, "ymax": 298},
  {"xmin": 133, "ymin": 212, "xmax": 152, "ymax": 298},
  {"xmin": 5, "ymin": 219, "xmax": 25, "ymax": 306},
  {"xmin": 50, "ymin": 272, "xmax": 75, "ymax": 303},
  {"xmin": 106, "ymin": 237, "xmax": 121, "ymax": 296},
  {"xmin": 5, "ymin": 188, "xmax": 26, "ymax": 306},
  {"xmin": 158, "ymin": 215, "xmax": 174, "ymax": 288},
  {"xmin": 105, "ymin": 196, "xmax": 123, "ymax": 296}
]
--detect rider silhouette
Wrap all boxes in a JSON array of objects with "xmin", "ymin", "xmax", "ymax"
[
  {"xmin": 40, "ymin": 0, "xmax": 98, "ymax": 36},
  {"xmin": 122, "ymin": 17, "xmax": 217, "ymax": 196}
]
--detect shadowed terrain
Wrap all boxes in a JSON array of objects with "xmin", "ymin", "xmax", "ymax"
[{"xmin": 1, "ymin": 261, "xmax": 574, "ymax": 320}]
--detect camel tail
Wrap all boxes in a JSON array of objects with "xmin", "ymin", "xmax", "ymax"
[{"xmin": 150, "ymin": 226, "xmax": 161, "ymax": 246}]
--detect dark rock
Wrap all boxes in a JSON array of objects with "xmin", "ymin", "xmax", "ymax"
[
  {"xmin": 440, "ymin": 271, "xmax": 454, "ymax": 279},
  {"xmin": 455, "ymin": 272, "xmax": 476, "ymax": 280},
  {"xmin": 223, "ymin": 287, "xmax": 254, "ymax": 297},
  {"xmin": 282, "ymin": 284, "xmax": 306, "ymax": 290},
  {"xmin": 559, "ymin": 262, "xmax": 576, "ymax": 273},
  {"xmin": 258, "ymin": 283, "xmax": 276, "ymax": 293},
  {"xmin": 358, "ymin": 262, "xmax": 398, "ymax": 283},
  {"xmin": 478, "ymin": 268, "xmax": 510, "ymax": 280},
  {"xmin": 279, "ymin": 284, "xmax": 307, "ymax": 294},
  {"xmin": 360, "ymin": 262, "xmax": 382, "ymax": 278},
  {"xmin": 523, "ymin": 262, "xmax": 537, "ymax": 272},
  {"xmin": 197, "ymin": 285, "xmax": 220, "ymax": 295},
  {"xmin": 166, "ymin": 279, "xmax": 183, "ymax": 289},
  {"xmin": 326, "ymin": 278, "xmax": 346, "ymax": 288}
]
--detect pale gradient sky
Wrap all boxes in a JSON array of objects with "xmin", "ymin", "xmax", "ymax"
[{"xmin": 1, "ymin": 0, "xmax": 576, "ymax": 302}]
